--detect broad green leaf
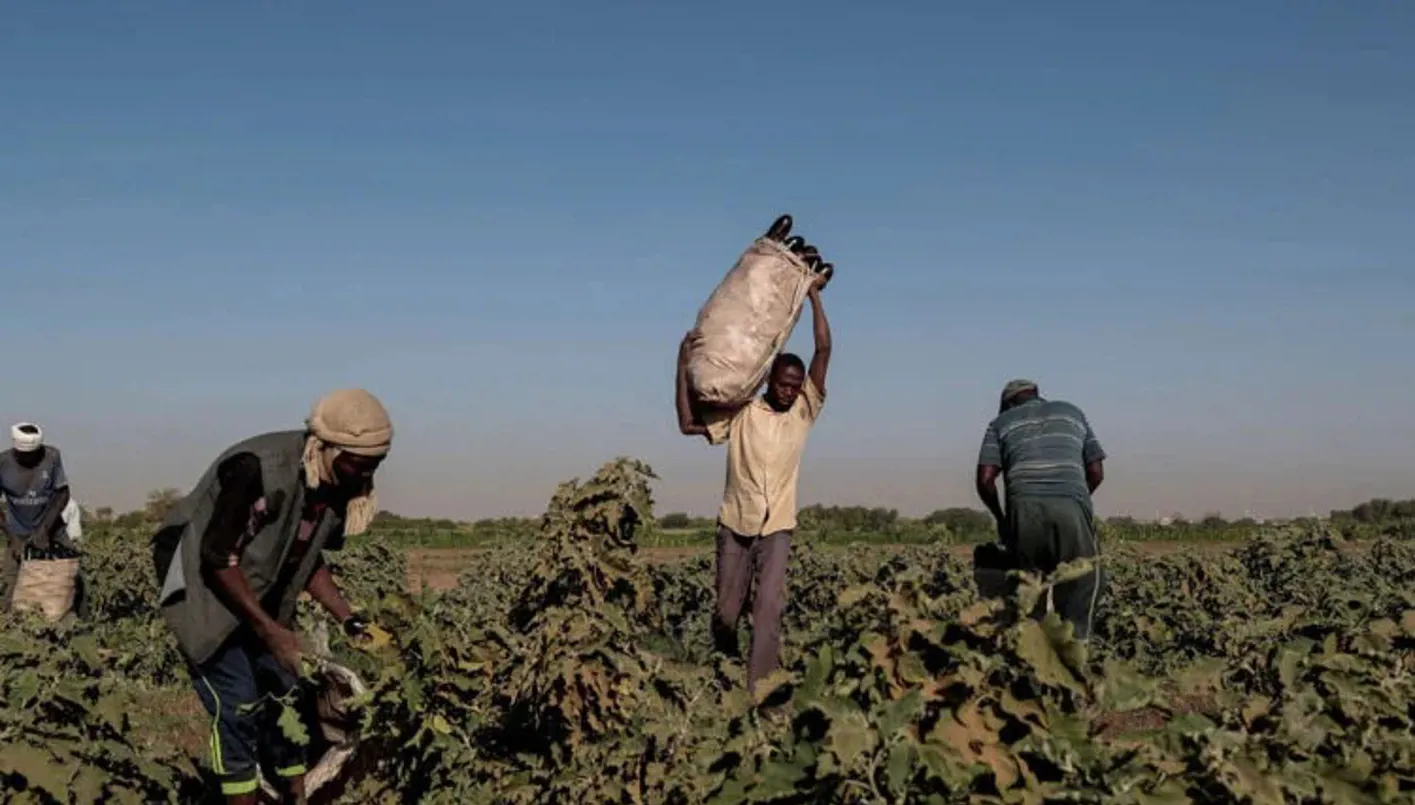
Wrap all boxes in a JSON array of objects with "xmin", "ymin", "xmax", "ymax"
[
  {"xmin": 0, "ymin": 744, "xmax": 68, "ymax": 794},
  {"xmin": 825, "ymin": 712, "xmax": 876, "ymax": 769},
  {"xmin": 277, "ymin": 702, "xmax": 311, "ymax": 746},
  {"xmin": 1015, "ymin": 620, "xmax": 1087, "ymax": 695},
  {"xmin": 747, "ymin": 758, "xmax": 809, "ymax": 801},
  {"xmin": 876, "ymin": 687, "xmax": 923, "ymax": 738},
  {"xmin": 885, "ymin": 742, "xmax": 914, "ymax": 794}
]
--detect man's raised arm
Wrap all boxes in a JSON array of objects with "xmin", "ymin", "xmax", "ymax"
[{"xmin": 806, "ymin": 283, "xmax": 832, "ymax": 393}]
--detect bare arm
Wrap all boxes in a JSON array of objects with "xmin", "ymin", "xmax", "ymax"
[
  {"xmin": 1080, "ymin": 412, "xmax": 1106, "ymax": 494},
  {"xmin": 207, "ymin": 565, "xmax": 283, "ymax": 636},
  {"xmin": 305, "ymin": 561, "xmax": 354, "ymax": 623},
  {"xmin": 806, "ymin": 285, "xmax": 832, "ymax": 393},
  {"xmin": 1085, "ymin": 459, "xmax": 1104, "ymax": 493},
  {"xmin": 27, "ymin": 449, "xmax": 72, "ymax": 548},
  {"xmin": 34, "ymin": 485, "xmax": 70, "ymax": 547},
  {"xmin": 975, "ymin": 464, "xmax": 1005, "ymax": 525},
  {"xmin": 196, "ymin": 453, "xmax": 291, "ymax": 645},
  {"xmin": 975, "ymin": 423, "xmax": 1006, "ymax": 526}
]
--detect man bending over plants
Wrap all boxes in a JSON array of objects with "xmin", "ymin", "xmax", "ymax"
[
  {"xmin": 151, "ymin": 389, "xmax": 392, "ymax": 804},
  {"xmin": 0, "ymin": 422, "xmax": 76, "ymax": 611},
  {"xmin": 676, "ymin": 272, "xmax": 832, "ymax": 696},
  {"xmin": 975, "ymin": 379, "xmax": 1107, "ymax": 640}
]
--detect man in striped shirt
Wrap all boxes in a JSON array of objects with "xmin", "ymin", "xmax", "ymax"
[{"xmin": 975, "ymin": 379, "xmax": 1106, "ymax": 639}]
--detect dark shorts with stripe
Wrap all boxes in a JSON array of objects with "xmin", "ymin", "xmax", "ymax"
[{"xmin": 190, "ymin": 629, "xmax": 307, "ymax": 796}]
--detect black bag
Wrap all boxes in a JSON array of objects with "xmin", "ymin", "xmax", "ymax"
[
  {"xmin": 972, "ymin": 541, "xmax": 1015, "ymax": 571},
  {"xmin": 971, "ymin": 542, "xmax": 1015, "ymax": 599}
]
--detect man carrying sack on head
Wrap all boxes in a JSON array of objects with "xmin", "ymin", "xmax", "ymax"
[
  {"xmin": 152, "ymin": 389, "xmax": 393, "ymax": 805},
  {"xmin": 1, "ymin": 423, "xmax": 77, "ymax": 612},
  {"xmin": 676, "ymin": 242, "xmax": 833, "ymax": 696}
]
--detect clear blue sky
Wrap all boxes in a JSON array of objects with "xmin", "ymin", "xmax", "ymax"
[{"xmin": 3, "ymin": 1, "xmax": 1411, "ymax": 520}]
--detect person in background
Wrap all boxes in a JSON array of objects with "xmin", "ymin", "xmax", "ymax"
[
  {"xmin": 675, "ymin": 273, "xmax": 832, "ymax": 696},
  {"xmin": 0, "ymin": 423, "xmax": 76, "ymax": 611},
  {"xmin": 975, "ymin": 379, "xmax": 1107, "ymax": 640},
  {"xmin": 151, "ymin": 389, "xmax": 392, "ymax": 805}
]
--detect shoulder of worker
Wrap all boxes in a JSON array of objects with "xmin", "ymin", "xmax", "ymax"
[
  {"xmin": 215, "ymin": 451, "xmax": 265, "ymax": 492},
  {"xmin": 991, "ymin": 398, "xmax": 1048, "ymax": 430},
  {"xmin": 1040, "ymin": 398, "xmax": 1090, "ymax": 419},
  {"xmin": 221, "ymin": 430, "xmax": 306, "ymax": 457},
  {"xmin": 988, "ymin": 403, "xmax": 1031, "ymax": 426},
  {"xmin": 0, "ymin": 449, "xmax": 21, "ymax": 482}
]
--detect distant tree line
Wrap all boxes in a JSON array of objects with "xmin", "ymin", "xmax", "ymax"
[
  {"xmin": 1329, "ymin": 498, "xmax": 1415, "ymax": 524},
  {"xmin": 78, "ymin": 491, "xmax": 1415, "ymax": 547},
  {"xmin": 656, "ymin": 498, "xmax": 1415, "ymax": 545}
]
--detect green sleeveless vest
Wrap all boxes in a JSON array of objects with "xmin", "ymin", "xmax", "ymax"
[{"xmin": 154, "ymin": 430, "xmax": 344, "ymax": 665}]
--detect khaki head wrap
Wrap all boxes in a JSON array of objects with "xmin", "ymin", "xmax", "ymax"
[{"xmin": 302, "ymin": 389, "xmax": 393, "ymax": 536}]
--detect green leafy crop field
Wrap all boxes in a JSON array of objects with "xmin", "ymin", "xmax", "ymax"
[{"xmin": 2, "ymin": 459, "xmax": 1413, "ymax": 803}]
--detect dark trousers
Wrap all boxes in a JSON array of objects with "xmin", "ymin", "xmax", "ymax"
[
  {"xmin": 0, "ymin": 535, "xmax": 21, "ymax": 611},
  {"xmin": 713, "ymin": 524, "xmax": 791, "ymax": 693},
  {"xmin": 189, "ymin": 630, "xmax": 307, "ymax": 797},
  {"xmin": 1004, "ymin": 497, "xmax": 1103, "ymax": 640}
]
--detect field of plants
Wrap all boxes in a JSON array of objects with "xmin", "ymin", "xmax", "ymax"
[{"xmin": 2, "ymin": 458, "xmax": 1413, "ymax": 803}]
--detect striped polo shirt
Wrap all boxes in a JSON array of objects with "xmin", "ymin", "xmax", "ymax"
[{"xmin": 977, "ymin": 398, "xmax": 1105, "ymax": 503}]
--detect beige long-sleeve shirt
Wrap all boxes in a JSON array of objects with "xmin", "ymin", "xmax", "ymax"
[{"xmin": 704, "ymin": 379, "xmax": 824, "ymax": 536}]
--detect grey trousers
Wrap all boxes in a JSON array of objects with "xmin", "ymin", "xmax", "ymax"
[
  {"xmin": 713, "ymin": 524, "xmax": 791, "ymax": 692},
  {"xmin": 1005, "ymin": 496, "xmax": 1104, "ymax": 640}
]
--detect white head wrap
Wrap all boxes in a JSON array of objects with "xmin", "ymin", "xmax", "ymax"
[{"xmin": 11, "ymin": 423, "xmax": 42, "ymax": 452}]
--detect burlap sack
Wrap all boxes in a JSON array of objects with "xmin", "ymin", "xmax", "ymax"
[
  {"xmin": 686, "ymin": 237, "xmax": 816, "ymax": 406},
  {"xmin": 11, "ymin": 557, "xmax": 79, "ymax": 621}
]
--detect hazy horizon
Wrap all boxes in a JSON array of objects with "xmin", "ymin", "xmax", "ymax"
[
  {"xmin": 4, "ymin": 2, "xmax": 1411, "ymax": 523},
  {"xmin": 49, "ymin": 448, "xmax": 1415, "ymax": 525}
]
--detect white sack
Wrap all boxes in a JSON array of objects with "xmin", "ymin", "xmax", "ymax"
[
  {"xmin": 62, "ymin": 498, "xmax": 83, "ymax": 542},
  {"xmin": 686, "ymin": 237, "xmax": 815, "ymax": 406},
  {"xmin": 258, "ymin": 656, "xmax": 367, "ymax": 802}
]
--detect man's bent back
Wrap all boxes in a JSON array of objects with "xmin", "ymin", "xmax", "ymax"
[
  {"xmin": 976, "ymin": 380, "xmax": 1106, "ymax": 640},
  {"xmin": 981, "ymin": 398, "xmax": 1103, "ymax": 505}
]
